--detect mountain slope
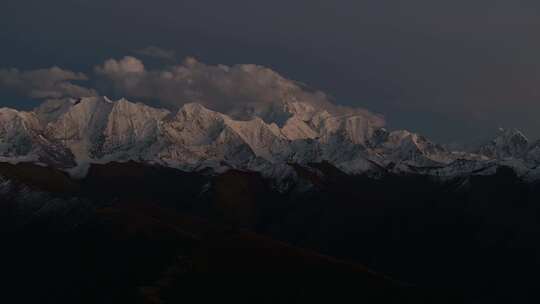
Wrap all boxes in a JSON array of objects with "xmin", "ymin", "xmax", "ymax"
[
  {"xmin": 0, "ymin": 96, "xmax": 538, "ymax": 185},
  {"xmin": 478, "ymin": 128, "xmax": 529, "ymax": 159}
]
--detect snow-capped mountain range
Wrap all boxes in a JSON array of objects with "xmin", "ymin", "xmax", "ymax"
[{"xmin": 1, "ymin": 96, "xmax": 540, "ymax": 187}]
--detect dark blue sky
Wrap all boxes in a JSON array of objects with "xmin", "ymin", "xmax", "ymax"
[{"xmin": 2, "ymin": 0, "xmax": 540, "ymax": 143}]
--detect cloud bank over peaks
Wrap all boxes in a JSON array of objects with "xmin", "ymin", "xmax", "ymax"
[
  {"xmin": 0, "ymin": 66, "xmax": 97, "ymax": 99},
  {"xmin": 94, "ymin": 55, "xmax": 384, "ymax": 126},
  {"xmin": 0, "ymin": 52, "xmax": 384, "ymax": 129}
]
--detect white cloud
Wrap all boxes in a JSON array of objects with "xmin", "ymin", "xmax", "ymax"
[
  {"xmin": 94, "ymin": 56, "xmax": 383, "ymax": 125},
  {"xmin": 0, "ymin": 55, "xmax": 384, "ymax": 128},
  {"xmin": 0, "ymin": 66, "xmax": 97, "ymax": 99},
  {"xmin": 95, "ymin": 56, "xmax": 145, "ymax": 75}
]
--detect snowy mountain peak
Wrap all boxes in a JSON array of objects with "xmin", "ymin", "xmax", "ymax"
[
  {"xmin": 283, "ymin": 101, "xmax": 318, "ymax": 119},
  {"xmin": 497, "ymin": 128, "xmax": 528, "ymax": 141},
  {"xmin": 478, "ymin": 128, "xmax": 529, "ymax": 159},
  {"xmin": 0, "ymin": 97, "xmax": 539, "ymax": 185},
  {"xmin": 180, "ymin": 102, "xmax": 212, "ymax": 114},
  {"xmin": 0, "ymin": 108, "xmax": 40, "ymax": 157},
  {"xmin": 175, "ymin": 102, "xmax": 226, "ymax": 123}
]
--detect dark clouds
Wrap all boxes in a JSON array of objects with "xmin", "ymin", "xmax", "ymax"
[
  {"xmin": 1, "ymin": 0, "xmax": 540, "ymax": 143},
  {"xmin": 0, "ymin": 67, "xmax": 97, "ymax": 99}
]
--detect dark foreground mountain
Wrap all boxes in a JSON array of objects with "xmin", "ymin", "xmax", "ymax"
[
  {"xmin": 0, "ymin": 173, "xmax": 443, "ymax": 304},
  {"xmin": 1, "ymin": 161, "xmax": 539, "ymax": 303}
]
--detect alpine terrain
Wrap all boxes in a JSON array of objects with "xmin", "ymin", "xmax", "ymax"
[
  {"xmin": 1, "ymin": 95, "xmax": 540, "ymax": 304},
  {"xmin": 1, "ymin": 95, "xmax": 540, "ymax": 188}
]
